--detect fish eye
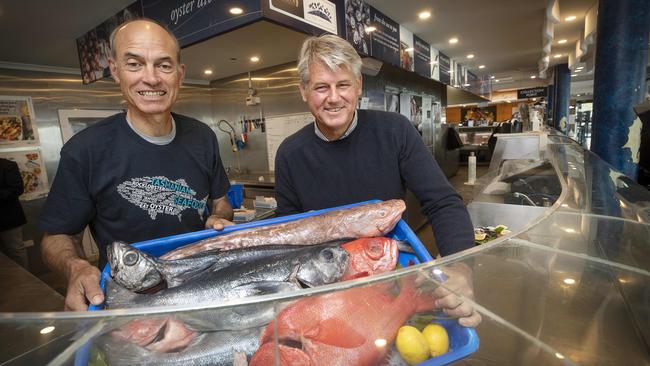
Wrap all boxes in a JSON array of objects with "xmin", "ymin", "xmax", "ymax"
[
  {"xmin": 366, "ymin": 241, "xmax": 384, "ymax": 260},
  {"xmin": 124, "ymin": 251, "xmax": 139, "ymax": 266},
  {"xmin": 320, "ymin": 249, "xmax": 335, "ymax": 261}
]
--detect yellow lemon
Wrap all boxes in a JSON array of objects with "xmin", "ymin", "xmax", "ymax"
[
  {"xmin": 422, "ymin": 323, "xmax": 450, "ymax": 357},
  {"xmin": 396, "ymin": 325, "xmax": 430, "ymax": 365}
]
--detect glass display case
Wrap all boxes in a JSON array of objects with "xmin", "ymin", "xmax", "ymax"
[{"xmin": 1, "ymin": 129, "xmax": 648, "ymax": 365}]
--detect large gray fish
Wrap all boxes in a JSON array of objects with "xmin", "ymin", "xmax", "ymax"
[
  {"xmin": 106, "ymin": 244, "xmax": 349, "ymax": 309},
  {"xmin": 102, "ymin": 327, "xmax": 261, "ymax": 366},
  {"xmin": 162, "ymin": 199, "xmax": 406, "ymax": 260},
  {"xmin": 108, "ymin": 240, "xmax": 350, "ymax": 293}
]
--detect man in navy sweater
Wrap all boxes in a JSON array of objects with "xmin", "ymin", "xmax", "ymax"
[{"xmin": 275, "ymin": 34, "xmax": 481, "ymax": 327}]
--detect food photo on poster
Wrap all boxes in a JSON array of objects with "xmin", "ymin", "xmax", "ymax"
[
  {"xmin": 0, "ymin": 149, "xmax": 49, "ymax": 201},
  {"xmin": 0, "ymin": 96, "xmax": 39, "ymax": 147}
]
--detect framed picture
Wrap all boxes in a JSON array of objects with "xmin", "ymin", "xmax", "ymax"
[
  {"xmin": 0, "ymin": 148, "xmax": 49, "ymax": 201},
  {"xmin": 0, "ymin": 96, "xmax": 39, "ymax": 147},
  {"xmin": 58, "ymin": 109, "xmax": 121, "ymax": 143}
]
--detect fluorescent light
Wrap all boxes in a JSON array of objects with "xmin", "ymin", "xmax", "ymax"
[
  {"xmin": 565, "ymin": 15, "xmax": 577, "ymax": 21},
  {"xmin": 563, "ymin": 278, "xmax": 576, "ymax": 285},
  {"xmin": 576, "ymin": 66, "xmax": 584, "ymax": 70},
  {"xmin": 558, "ymin": 39, "xmax": 567, "ymax": 44},
  {"xmin": 250, "ymin": 56, "xmax": 260, "ymax": 62},
  {"xmin": 490, "ymin": 75, "xmax": 495, "ymax": 79},
  {"xmin": 577, "ymin": 94, "xmax": 581, "ymax": 97},
  {"xmin": 463, "ymin": 83, "xmax": 470, "ymax": 87},
  {"xmin": 404, "ymin": 47, "xmax": 414, "ymax": 52},
  {"xmin": 554, "ymin": 54, "xmax": 562, "ymax": 58},
  {"xmin": 530, "ymin": 75, "xmax": 536, "ymax": 79},
  {"xmin": 229, "ymin": 7, "xmax": 243, "ymax": 15},
  {"xmin": 564, "ymin": 228, "xmax": 576, "ymax": 233},
  {"xmin": 418, "ymin": 11, "xmax": 431, "ymax": 20},
  {"xmin": 478, "ymin": 65, "xmax": 485, "ymax": 69},
  {"xmin": 365, "ymin": 26, "xmax": 377, "ymax": 33},
  {"xmin": 556, "ymin": 353, "xmax": 565, "ymax": 359},
  {"xmin": 40, "ymin": 326, "xmax": 55, "ymax": 334},
  {"xmin": 466, "ymin": 54, "xmax": 474, "ymax": 59},
  {"xmin": 495, "ymin": 79, "xmax": 500, "ymax": 82},
  {"xmin": 449, "ymin": 37, "xmax": 458, "ymax": 44},
  {"xmin": 575, "ymin": 69, "xmax": 582, "ymax": 73},
  {"xmin": 571, "ymin": 74, "xmax": 577, "ymax": 77},
  {"xmin": 203, "ymin": 69, "xmax": 213, "ymax": 75}
]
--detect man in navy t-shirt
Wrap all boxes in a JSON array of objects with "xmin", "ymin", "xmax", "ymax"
[{"xmin": 39, "ymin": 19, "xmax": 233, "ymax": 311}]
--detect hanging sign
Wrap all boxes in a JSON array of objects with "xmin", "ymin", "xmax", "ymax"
[
  {"xmin": 438, "ymin": 52, "xmax": 451, "ymax": 85},
  {"xmin": 413, "ymin": 35, "xmax": 431, "ymax": 78},
  {"xmin": 517, "ymin": 87, "xmax": 547, "ymax": 99}
]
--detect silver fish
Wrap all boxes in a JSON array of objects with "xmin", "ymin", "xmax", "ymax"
[
  {"xmin": 108, "ymin": 240, "xmax": 350, "ymax": 293},
  {"xmin": 161, "ymin": 199, "xmax": 406, "ymax": 260},
  {"xmin": 106, "ymin": 244, "xmax": 349, "ymax": 309},
  {"xmin": 102, "ymin": 327, "xmax": 261, "ymax": 366}
]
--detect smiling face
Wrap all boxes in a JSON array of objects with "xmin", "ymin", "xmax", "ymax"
[
  {"xmin": 299, "ymin": 62, "xmax": 362, "ymax": 140},
  {"xmin": 109, "ymin": 20, "xmax": 185, "ymax": 122}
]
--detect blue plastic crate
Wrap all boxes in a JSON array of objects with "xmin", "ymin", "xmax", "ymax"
[
  {"xmin": 78, "ymin": 200, "xmax": 477, "ymax": 366},
  {"xmin": 227, "ymin": 183, "xmax": 244, "ymax": 209}
]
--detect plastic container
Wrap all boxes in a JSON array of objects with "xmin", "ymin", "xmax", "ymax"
[
  {"xmin": 79, "ymin": 200, "xmax": 478, "ymax": 366},
  {"xmin": 226, "ymin": 183, "xmax": 244, "ymax": 209}
]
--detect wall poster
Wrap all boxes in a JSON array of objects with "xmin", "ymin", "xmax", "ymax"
[
  {"xmin": 430, "ymin": 47, "xmax": 440, "ymax": 81},
  {"xmin": 413, "ymin": 35, "xmax": 430, "ymax": 78},
  {"xmin": 0, "ymin": 149, "xmax": 49, "ymax": 201},
  {"xmin": 345, "ymin": 0, "xmax": 371, "ymax": 55},
  {"xmin": 438, "ymin": 52, "xmax": 450, "ymax": 85},
  {"xmin": 269, "ymin": 0, "xmax": 338, "ymax": 35},
  {"xmin": 0, "ymin": 96, "xmax": 39, "ymax": 147},
  {"xmin": 461, "ymin": 106, "xmax": 497, "ymax": 123},
  {"xmin": 367, "ymin": 6, "xmax": 400, "ymax": 66},
  {"xmin": 76, "ymin": 1, "xmax": 142, "ymax": 84},
  {"xmin": 399, "ymin": 25, "xmax": 414, "ymax": 72},
  {"xmin": 385, "ymin": 87, "xmax": 400, "ymax": 113}
]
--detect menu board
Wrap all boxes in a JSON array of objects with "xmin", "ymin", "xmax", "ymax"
[
  {"xmin": 413, "ymin": 35, "xmax": 431, "ymax": 78},
  {"xmin": 0, "ymin": 149, "xmax": 49, "ymax": 201},
  {"xmin": 439, "ymin": 52, "xmax": 451, "ymax": 85},
  {"xmin": 0, "ymin": 96, "xmax": 39, "ymax": 147},
  {"xmin": 518, "ymin": 87, "xmax": 547, "ymax": 99},
  {"xmin": 265, "ymin": 112, "xmax": 313, "ymax": 171}
]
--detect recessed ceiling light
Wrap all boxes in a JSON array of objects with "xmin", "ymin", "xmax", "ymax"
[
  {"xmin": 576, "ymin": 66, "xmax": 584, "ymax": 70},
  {"xmin": 466, "ymin": 54, "xmax": 474, "ymax": 59},
  {"xmin": 478, "ymin": 65, "xmax": 485, "ymax": 69},
  {"xmin": 530, "ymin": 75, "xmax": 536, "ymax": 79},
  {"xmin": 490, "ymin": 75, "xmax": 495, "ymax": 79},
  {"xmin": 577, "ymin": 94, "xmax": 581, "ymax": 97},
  {"xmin": 575, "ymin": 69, "xmax": 582, "ymax": 73},
  {"xmin": 449, "ymin": 37, "xmax": 458, "ymax": 44},
  {"xmin": 463, "ymin": 83, "xmax": 470, "ymax": 87},
  {"xmin": 365, "ymin": 26, "xmax": 377, "ymax": 33},
  {"xmin": 556, "ymin": 353, "xmax": 565, "ymax": 360},
  {"xmin": 405, "ymin": 47, "xmax": 414, "ymax": 52},
  {"xmin": 571, "ymin": 74, "xmax": 577, "ymax": 77},
  {"xmin": 554, "ymin": 54, "xmax": 562, "ymax": 58},
  {"xmin": 558, "ymin": 39, "xmax": 568, "ymax": 44},
  {"xmin": 495, "ymin": 79, "xmax": 500, "ymax": 82},
  {"xmin": 229, "ymin": 7, "xmax": 243, "ymax": 15},
  {"xmin": 203, "ymin": 69, "xmax": 213, "ymax": 75},
  {"xmin": 418, "ymin": 11, "xmax": 431, "ymax": 20},
  {"xmin": 565, "ymin": 15, "xmax": 577, "ymax": 21},
  {"xmin": 40, "ymin": 326, "xmax": 55, "ymax": 334},
  {"xmin": 250, "ymin": 56, "xmax": 260, "ymax": 62},
  {"xmin": 563, "ymin": 278, "xmax": 576, "ymax": 285}
]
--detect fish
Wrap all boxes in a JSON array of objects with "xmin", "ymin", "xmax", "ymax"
[
  {"xmin": 102, "ymin": 327, "xmax": 261, "ymax": 366},
  {"xmin": 249, "ymin": 280, "xmax": 435, "ymax": 366},
  {"xmin": 161, "ymin": 199, "xmax": 406, "ymax": 260},
  {"xmin": 106, "ymin": 244, "xmax": 349, "ymax": 310},
  {"xmin": 108, "ymin": 239, "xmax": 351, "ymax": 293},
  {"xmin": 340, "ymin": 237, "xmax": 400, "ymax": 280}
]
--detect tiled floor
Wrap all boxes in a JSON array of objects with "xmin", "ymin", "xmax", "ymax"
[{"xmin": 416, "ymin": 164, "xmax": 490, "ymax": 257}]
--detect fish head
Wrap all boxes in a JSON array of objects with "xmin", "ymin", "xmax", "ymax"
[
  {"xmin": 296, "ymin": 246, "xmax": 349, "ymax": 287},
  {"xmin": 108, "ymin": 241, "xmax": 163, "ymax": 292},
  {"xmin": 349, "ymin": 199, "xmax": 406, "ymax": 237},
  {"xmin": 341, "ymin": 237, "xmax": 399, "ymax": 280}
]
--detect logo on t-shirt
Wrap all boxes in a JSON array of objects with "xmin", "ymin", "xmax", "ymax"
[{"xmin": 117, "ymin": 176, "xmax": 207, "ymax": 220}]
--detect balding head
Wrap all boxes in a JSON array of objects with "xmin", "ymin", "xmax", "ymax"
[{"xmin": 109, "ymin": 18, "xmax": 181, "ymax": 63}]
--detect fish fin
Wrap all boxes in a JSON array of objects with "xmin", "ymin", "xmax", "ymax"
[{"xmin": 304, "ymin": 318, "xmax": 366, "ymax": 348}]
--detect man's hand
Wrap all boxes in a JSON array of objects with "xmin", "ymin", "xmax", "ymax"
[
  {"xmin": 430, "ymin": 263, "xmax": 482, "ymax": 327},
  {"xmin": 205, "ymin": 216, "xmax": 235, "ymax": 231},
  {"xmin": 64, "ymin": 259, "xmax": 104, "ymax": 311}
]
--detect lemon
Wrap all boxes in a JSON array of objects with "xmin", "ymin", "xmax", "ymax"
[
  {"xmin": 422, "ymin": 324, "xmax": 450, "ymax": 357},
  {"xmin": 396, "ymin": 325, "xmax": 430, "ymax": 365}
]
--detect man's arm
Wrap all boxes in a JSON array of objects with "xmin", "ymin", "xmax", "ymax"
[
  {"xmin": 205, "ymin": 195, "xmax": 234, "ymax": 230},
  {"xmin": 40, "ymin": 233, "xmax": 103, "ymax": 311}
]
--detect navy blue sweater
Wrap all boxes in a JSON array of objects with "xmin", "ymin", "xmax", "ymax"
[{"xmin": 274, "ymin": 109, "xmax": 474, "ymax": 256}]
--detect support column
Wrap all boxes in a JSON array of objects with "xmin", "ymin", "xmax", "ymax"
[
  {"xmin": 591, "ymin": 0, "xmax": 650, "ymax": 179},
  {"xmin": 552, "ymin": 64, "xmax": 570, "ymax": 133}
]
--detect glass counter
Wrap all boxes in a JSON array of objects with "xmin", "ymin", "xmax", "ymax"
[{"xmin": 1, "ymin": 129, "xmax": 648, "ymax": 365}]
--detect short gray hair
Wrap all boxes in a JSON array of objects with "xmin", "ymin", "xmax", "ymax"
[
  {"xmin": 109, "ymin": 18, "xmax": 181, "ymax": 62},
  {"xmin": 297, "ymin": 34, "xmax": 362, "ymax": 84}
]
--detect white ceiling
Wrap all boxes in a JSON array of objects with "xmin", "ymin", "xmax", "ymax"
[{"xmin": 0, "ymin": 0, "xmax": 600, "ymax": 94}]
